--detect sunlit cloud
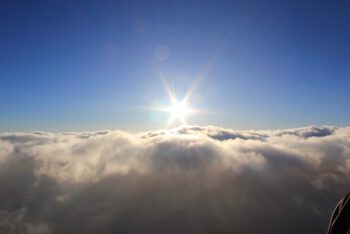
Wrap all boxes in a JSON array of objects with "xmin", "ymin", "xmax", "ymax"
[{"xmin": 0, "ymin": 126, "xmax": 349, "ymax": 233}]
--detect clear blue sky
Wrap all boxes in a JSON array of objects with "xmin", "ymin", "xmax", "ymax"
[{"xmin": 1, "ymin": 0, "xmax": 349, "ymax": 131}]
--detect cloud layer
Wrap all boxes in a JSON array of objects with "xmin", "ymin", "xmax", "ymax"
[{"xmin": 0, "ymin": 126, "xmax": 350, "ymax": 233}]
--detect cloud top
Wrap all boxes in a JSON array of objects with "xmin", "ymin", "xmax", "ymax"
[{"xmin": 0, "ymin": 126, "xmax": 349, "ymax": 233}]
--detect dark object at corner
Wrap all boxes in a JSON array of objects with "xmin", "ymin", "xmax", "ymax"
[{"xmin": 328, "ymin": 192, "xmax": 350, "ymax": 234}]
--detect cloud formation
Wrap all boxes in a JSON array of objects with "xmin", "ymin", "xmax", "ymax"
[{"xmin": 0, "ymin": 126, "xmax": 349, "ymax": 233}]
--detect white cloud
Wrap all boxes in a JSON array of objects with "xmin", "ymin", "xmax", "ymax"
[{"xmin": 0, "ymin": 126, "xmax": 349, "ymax": 233}]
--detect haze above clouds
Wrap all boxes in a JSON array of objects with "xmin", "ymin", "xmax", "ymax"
[{"xmin": 0, "ymin": 125, "xmax": 350, "ymax": 233}]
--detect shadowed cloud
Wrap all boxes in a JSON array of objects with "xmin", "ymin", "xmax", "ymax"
[{"xmin": 0, "ymin": 126, "xmax": 349, "ymax": 233}]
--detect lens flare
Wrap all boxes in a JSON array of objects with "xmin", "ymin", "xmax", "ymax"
[
  {"xmin": 150, "ymin": 81, "xmax": 198, "ymax": 127},
  {"xmin": 164, "ymin": 99, "xmax": 193, "ymax": 126},
  {"xmin": 170, "ymin": 101, "xmax": 189, "ymax": 119}
]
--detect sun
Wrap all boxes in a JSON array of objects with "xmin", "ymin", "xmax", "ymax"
[
  {"xmin": 151, "ymin": 93, "xmax": 196, "ymax": 127},
  {"xmin": 166, "ymin": 99, "xmax": 192, "ymax": 126},
  {"xmin": 149, "ymin": 77, "xmax": 204, "ymax": 128},
  {"xmin": 170, "ymin": 100, "xmax": 190, "ymax": 120}
]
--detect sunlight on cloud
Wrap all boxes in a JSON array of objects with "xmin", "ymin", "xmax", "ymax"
[{"xmin": 0, "ymin": 126, "xmax": 349, "ymax": 233}]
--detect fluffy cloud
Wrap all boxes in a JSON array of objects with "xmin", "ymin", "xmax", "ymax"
[{"xmin": 0, "ymin": 126, "xmax": 349, "ymax": 234}]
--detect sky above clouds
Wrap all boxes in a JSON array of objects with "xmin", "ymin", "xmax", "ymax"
[
  {"xmin": 0, "ymin": 0, "xmax": 350, "ymax": 131},
  {"xmin": 0, "ymin": 125, "xmax": 350, "ymax": 233}
]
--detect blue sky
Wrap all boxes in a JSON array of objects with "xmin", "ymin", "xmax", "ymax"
[{"xmin": 0, "ymin": 0, "xmax": 349, "ymax": 131}]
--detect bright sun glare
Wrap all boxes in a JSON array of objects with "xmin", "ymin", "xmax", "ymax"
[
  {"xmin": 170, "ymin": 101, "xmax": 189, "ymax": 119},
  {"xmin": 151, "ymin": 79, "xmax": 200, "ymax": 127},
  {"xmin": 159, "ymin": 97, "xmax": 194, "ymax": 127}
]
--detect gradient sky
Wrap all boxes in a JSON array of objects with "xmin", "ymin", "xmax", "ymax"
[{"xmin": 0, "ymin": 0, "xmax": 349, "ymax": 132}]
